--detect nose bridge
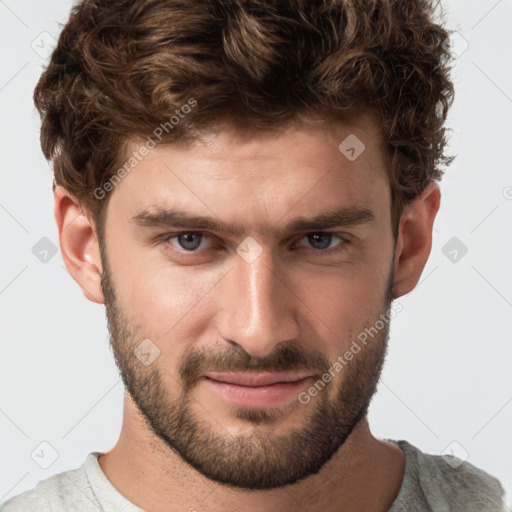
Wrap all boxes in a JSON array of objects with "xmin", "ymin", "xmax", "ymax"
[{"xmin": 219, "ymin": 247, "xmax": 298, "ymax": 357}]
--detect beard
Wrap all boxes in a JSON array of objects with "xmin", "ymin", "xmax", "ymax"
[{"xmin": 100, "ymin": 251, "xmax": 395, "ymax": 490}]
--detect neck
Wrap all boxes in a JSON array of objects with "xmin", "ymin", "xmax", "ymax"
[{"xmin": 98, "ymin": 393, "xmax": 405, "ymax": 512}]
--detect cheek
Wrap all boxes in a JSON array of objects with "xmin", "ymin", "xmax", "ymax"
[
  {"xmin": 302, "ymin": 237, "xmax": 393, "ymax": 316},
  {"xmin": 299, "ymin": 267, "xmax": 386, "ymax": 335},
  {"xmin": 110, "ymin": 246, "xmax": 225, "ymax": 341},
  {"xmin": 293, "ymin": 245, "xmax": 393, "ymax": 358}
]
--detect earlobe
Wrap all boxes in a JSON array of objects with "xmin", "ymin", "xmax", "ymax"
[
  {"xmin": 392, "ymin": 182, "xmax": 441, "ymax": 298},
  {"xmin": 54, "ymin": 186, "xmax": 105, "ymax": 304}
]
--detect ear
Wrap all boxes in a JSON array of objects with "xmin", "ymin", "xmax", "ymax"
[
  {"xmin": 392, "ymin": 182, "xmax": 441, "ymax": 298},
  {"xmin": 54, "ymin": 186, "xmax": 105, "ymax": 304}
]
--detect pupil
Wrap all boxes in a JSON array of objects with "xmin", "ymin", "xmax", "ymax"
[{"xmin": 309, "ymin": 233, "xmax": 331, "ymax": 250}]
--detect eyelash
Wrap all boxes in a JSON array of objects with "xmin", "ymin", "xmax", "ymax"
[{"xmin": 158, "ymin": 231, "xmax": 351, "ymax": 257}]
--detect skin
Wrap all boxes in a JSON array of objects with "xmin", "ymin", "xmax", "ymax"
[{"xmin": 54, "ymin": 111, "xmax": 440, "ymax": 512}]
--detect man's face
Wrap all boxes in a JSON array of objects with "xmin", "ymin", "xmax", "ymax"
[{"xmin": 98, "ymin": 114, "xmax": 397, "ymax": 489}]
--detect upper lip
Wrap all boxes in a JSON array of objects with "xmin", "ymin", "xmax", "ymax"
[{"xmin": 204, "ymin": 371, "xmax": 311, "ymax": 387}]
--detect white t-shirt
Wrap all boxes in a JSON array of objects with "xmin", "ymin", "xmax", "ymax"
[{"xmin": 0, "ymin": 439, "xmax": 506, "ymax": 511}]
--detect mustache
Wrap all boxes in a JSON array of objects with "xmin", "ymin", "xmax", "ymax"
[{"xmin": 179, "ymin": 343, "xmax": 331, "ymax": 390}]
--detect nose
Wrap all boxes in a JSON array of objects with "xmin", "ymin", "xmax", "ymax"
[{"xmin": 217, "ymin": 246, "xmax": 300, "ymax": 358}]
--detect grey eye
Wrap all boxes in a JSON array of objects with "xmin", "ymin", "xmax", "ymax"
[
  {"xmin": 305, "ymin": 233, "xmax": 335, "ymax": 250},
  {"xmin": 176, "ymin": 233, "xmax": 203, "ymax": 251}
]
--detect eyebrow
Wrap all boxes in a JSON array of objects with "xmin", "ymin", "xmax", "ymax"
[{"xmin": 131, "ymin": 206, "xmax": 375, "ymax": 237}]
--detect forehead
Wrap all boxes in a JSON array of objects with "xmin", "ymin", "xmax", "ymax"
[{"xmin": 106, "ymin": 113, "xmax": 390, "ymax": 233}]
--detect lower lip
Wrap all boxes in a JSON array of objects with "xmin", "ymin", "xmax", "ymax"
[{"xmin": 203, "ymin": 377, "xmax": 311, "ymax": 409}]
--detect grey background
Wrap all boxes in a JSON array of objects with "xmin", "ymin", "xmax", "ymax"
[{"xmin": 1, "ymin": 0, "xmax": 511, "ymax": 506}]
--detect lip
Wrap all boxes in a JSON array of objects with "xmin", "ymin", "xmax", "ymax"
[
  {"xmin": 202, "ymin": 372, "xmax": 312, "ymax": 409},
  {"xmin": 204, "ymin": 371, "xmax": 311, "ymax": 386}
]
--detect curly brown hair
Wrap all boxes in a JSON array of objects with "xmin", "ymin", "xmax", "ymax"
[{"xmin": 33, "ymin": 0, "xmax": 455, "ymax": 238}]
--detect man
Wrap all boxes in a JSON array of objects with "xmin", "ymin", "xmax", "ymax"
[{"xmin": 1, "ymin": 0, "xmax": 506, "ymax": 510}]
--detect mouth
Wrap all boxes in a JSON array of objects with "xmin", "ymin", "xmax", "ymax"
[{"xmin": 202, "ymin": 371, "xmax": 313, "ymax": 409}]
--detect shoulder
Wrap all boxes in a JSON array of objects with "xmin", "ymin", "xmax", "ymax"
[
  {"xmin": 0, "ymin": 455, "xmax": 101, "ymax": 512},
  {"xmin": 396, "ymin": 439, "xmax": 506, "ymax": 511}
]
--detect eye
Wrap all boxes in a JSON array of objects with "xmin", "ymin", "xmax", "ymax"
[
  {"xmin": 158, "ymin": 231, "xmax": 350, "ymax": 260},
  {"xmin": 165, "ymin": 232, "xmax": 212, "ymax": 252},
  {"xmin": 297, "ymin": 232, "xmax": 348, "ymax": 253}
]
